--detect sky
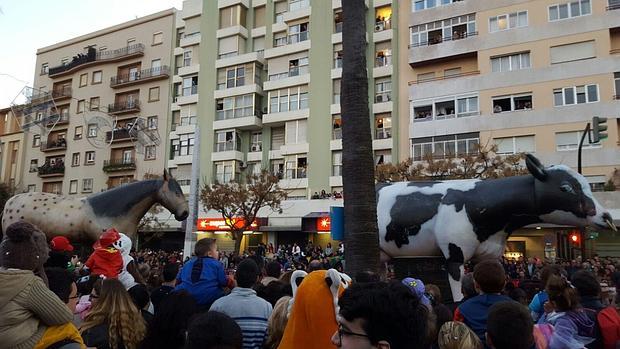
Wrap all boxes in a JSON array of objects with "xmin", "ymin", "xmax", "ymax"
[{"xmin": 0, "ymin": 0, "xmax": 183, "ymax": 109}]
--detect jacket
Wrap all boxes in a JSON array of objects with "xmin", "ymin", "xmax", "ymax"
[
  {"xmin": 175, "ymin": 256, "xmax": 227, "ymax": 306},
  {"xmin": 454, "ymin": 293, "xmax": 513, "ymax": 345},
  {"xmin": 210, "ymin": 287, "xmax": 273, "ymax": 349},
  {"xmin": 0, "ymin": 269, "xmax": 73, "ymax": 349},
  {"xmin": 85, "ymin": 248, "xmax": 123, "ymax": 279},
  {"xmin": 82, "ymin": 324, "xmax": 125, "ymax": 349},
  {"xmin": 547, "ymin": 310, "xmax": 595, "ymax": 349}
]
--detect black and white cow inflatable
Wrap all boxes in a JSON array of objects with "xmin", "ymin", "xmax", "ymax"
[{"xmin": 377, "ymin": 154, "xmax": 616, "ymax": 301}]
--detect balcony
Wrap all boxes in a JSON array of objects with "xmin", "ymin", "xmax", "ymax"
[
  {"xmin": 23, "ymin": 113, "xmax": 70, "ymax": 130},
  {"xmin": 409, "ymin": 32, "xmax": 480, "ymax": 67},
  {"xmin": 37, "ymin": 163, "xmax": 65, "ymax": 177},
  {"xmin": 214, "ymin": 108, "xmax": 262, "ymax": 130},
  {"xmin": 105, "ymin": 128, "xmax": 137, "ymax": 142},
  {"xmin": 49, "ymin": 44, "xmax": 145, "ymax": 78},
  {"xmin": 103, "ymin": 158, "xmax": 137, "ymax": 172},
  {"xmin": 27, "ymin": 87, "xmax": 72, "ymax": 105},
  {"xmin": 110, "ymin": 66, "xmax": 170, "ymax": 88},
  {"xmin": 51, "ymin": 86, "xmax": 72, "ymax": 100},
  {"xmin": 40, "ymin": 139, "xmax": 67, "ymax": 152},
  {"xmin": 215, "ymin": 141, "xmax": 241, "ymax": 152},
  {"xmin": 108, "ymin": 100, "xmax": 141, "ymax": 115}
]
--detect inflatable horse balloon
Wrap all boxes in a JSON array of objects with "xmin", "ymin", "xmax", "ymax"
[
  {"xmin": 377, "ymin": 154, "xmax": 617, "ymax": 301},
  {"xmin": 1, "ymin": 170, "xmax": 188, "ymax": 242}
]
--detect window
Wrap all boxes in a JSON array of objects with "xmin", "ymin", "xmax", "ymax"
[
  {"xmin": 457, "ymin": 96, "xmax": 479, "ymax": 117},
  {"xmin": 77, "ymin": 100, "xmax": 85, "ymax": 114},
  {"xmin": 29, "ymin": 159, "xmax": 38, "ymax": 172},
  {"xmin": 41, "ymin": 63, "xmax": 49, "ymax": 75},
  {"xmin": 87, "ymin": 124, "xmax": 97, "ymax": 138},
  {"xmin": 183, "ymin": 50, "xmax": 192, "ymax": 66},
  {"xmin": 148, "ymin": 87, "xmax": 160, "ymax": 102},
  {"xmin": 586, "ymin": 175, "xmax": 607, "ymax": 192},
  {"xmin": 218, "ymin": 36, "xmax": 243, "ymax": 58},
  {"xmin": 271, "ymin": 127, "xmax": 285, "ymax": 150},
  {"xmin": 180, "ymin": 104, "xmax": 198, "ymax": 126},
  {"xmin": 99, "ymin": 46, "xmax": 107, "ymax": 51},
  {"xmin": 69, "ymin": 180, "xmax": 78, "ymax": 194},
  {"xmin": 333, "ymin": 115, "xmax": 342, "ymax": 140},
  {"xmin": 412, "ymin": 132, "xmax": 480, "ymax": 161},
  {"xmin": 215, "ymin": 161, "xmax": 234, "ymax": 183},
  {"xmin": 413, "ymin": 94, "xmax": 479, "ymax": 122},
  {"xmin": 285, "ymin": 155, "xmax": 307, "ymax": 179},
  {"xmin": 334, "ymin": 44, "xmax": 343, "ymax": 68},
  {"xmin": 413, "ymin": 0, "xmax": 462, "ymax": 12},
  {"xmin": 417, "ymin": 72, "xmax": 436, "ymax": 82},
  {"xmin": 335, "ymin": 11, "xmax": 343, "ymax": 33},
  {"xmin": 615, "ymin": 72, "xmax": 620, "ymax": 98},
  {"xmin": 332, "ymin": 151, "xmax": 342, "ymax": 176},
  {"xmin": 254, "ymin": 36, "xmax": 265, "ymax": 52},
  {"xmin": 85, "ymin": 151, "xmax": 95, "ymax": 164},
  {"xmin": 82, "ymin": 179, "xmax": 93, "ymax": 193},
  {"xmin": 333, "ymin": 79, "xmax": 341, "ymax": 104},
  {"xmin": 491, "ymin": 52, "xmax": 531, "ymax": 72},
  {"xmin": 170, "ymin": 134, "xmax": 195, "ymax": 157},
  {"xmin": 375, "ymin": 113, "xmax": 392, "ymax": 139},
  {"xmin": 217, "ymin": 63, "xmax": 256, "ymax": 89},
  {"xmin": 79, "ymin": 73, "xmax": 88, "ymax": 87},
  {"xmin": 375, "ymin": 6, "xmax": 393, "ymax": 32},
  {"xmin": 254, "ymin": 6, "xmax": 266, "ymax": 28},
  {"xmin": 274, "ymin": 0, "xmax": 287, "ymax": 23},
  {"xmin": 553, "ymin": 84, "xmax": 598, "ymax": 106},
  {"xmin": 248, "ymin": 161, "xmax": 262, "ymax": 176},
  {"xmin": 127, "ymin": 38, "xmax": 136, "ymax": 45},
  {"xmin": 289, "ymin": 0, "xmax": 310, "ymax": 12},
  {"xmin": 285, "ymin": 119, "xmax": 307, "ymax": 144},
  {"xmin": 375, "ymin": 78, "xmax": 392, "ymax": 103},
  {"xmin": 288, "ymin": 22, "xmax": 309, "ymax": 44},
  {"xmin": 268, "ymin": 86, "xmax": 309, "ymax": 113},
  {"xmin": 288, "ymin": 57, "xmax": 309, "ymax": 77},
  {"xmin": 556, "ymin": 130, "xmax": 600, "ymax": 150},
  {"xmin": 444, "ymin": 68, "xmax": 462, "ymax": 78},
  {"xmin": 74, "ymin": 126, "xmax": 83, "ymax": 140},
  {"xmin": 215, "ymin": 130, "xmax": 241, "ymax": 152},
  {"xmin": 410, "ymin": 13, "xmax": 476, "ymax": 47},
  {"xmin": 216, "ymin": 94, "xmax": 254, "ymax": 120},
  {"xmin": 33, "ymin": 135, "xmax": 41, "ymax": 147},
  {"xmin": 89, "ymin": 97, "xmax": 100, "ymax": 111},
  {"xmin": 92, "ymin": 71, "xmax": 102, "ymax": 84},
  {"xmin": 375, "ymin": 41, "xmax": 392, "ymax": 67},
  {"xmin": 145, "ymin": 145, "xmax": 156, "ymax": 160},
  {"xmin": 550, "ymin": 41, "xmax": 596, "ymax": 64},
  {"xmin": 549, "ymin": 0, "xmax": 591, "ymax": 21},
  {"xmin": 375, "ymin": 150, "xmax": 392, "ymax": 165},
  {"xmin": 27, "ymin": 185, "xmax": 36, "ymax": 192},
  {"xmin": 72, "ymin": 153, "xmax": 80, "ymax": 167},
  {"xmin": 182, "ymin": 76, "xmax": 198, "ymax": 96},
  {"xmin": 147, "ymin": 116, "xmax": 158, "ymax": 130},
  {"xmin": 492, "ymin": 93, "xmax": 533, "ymax": 113},
  {"xmin": 494, "ymin": 135, "xmax": 535, "ymax": 154},
  {"xmin": 152, "ymin": 31, "xmax": 163, "ymax": 45},
  {"xmin": 219, "ymin": 5, "xmax": 246, "ymax": 29},
  {"xmin": 489, "ymin": 11, "xmax": 528, "ymax": 32},
  {"xmin": 250, "ymin": 132, "xmax": 262, "ymax": 152}
]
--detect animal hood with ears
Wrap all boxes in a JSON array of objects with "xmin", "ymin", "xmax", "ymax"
[
  {"xmin": 112, "ymin": 233, "xmax": 132, "ymax": 256},
  {"xmin": 278, "ymin": 269, "xmax": 352, "ymax": 349}
]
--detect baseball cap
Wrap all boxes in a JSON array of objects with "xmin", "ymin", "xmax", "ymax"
[
  {"xmin": 402, "ymin": 277, "xmax": 431, "ymax": 306},
  {"xmin": 93, "ymin": 228, "xmax": 121, "ymax": 249},
  {"xmin": 50, "ymin": 236, "xmax": 74, "ymax": 252}
]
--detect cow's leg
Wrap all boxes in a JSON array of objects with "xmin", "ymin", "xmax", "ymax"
[{"xmin": 440, "ymin": 242, "xmax": 475, "ymax": 302}]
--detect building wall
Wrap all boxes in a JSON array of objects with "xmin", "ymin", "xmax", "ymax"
[{"xmin": 0, "ymin": 108, "xmax": 26, "ymax": 187}]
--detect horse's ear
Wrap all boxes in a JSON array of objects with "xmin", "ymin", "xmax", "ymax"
[{"xmin": 163, "ymin": 169, "xmax": 170, "ymax": 181}]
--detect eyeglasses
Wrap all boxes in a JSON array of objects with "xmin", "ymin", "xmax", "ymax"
[{"xmin": 335, "ymin": 325, "xmax": 371, "ymax": 345}]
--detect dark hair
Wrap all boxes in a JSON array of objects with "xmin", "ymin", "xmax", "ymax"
[
  {"xmin": 508, "ymin": 287, "xmax": 528, "ymax": 306},
  {"xmin": 248, "ymin": 255, "xmax": 265, "ymax": 271},
  {"xmin": 546, "ymin": 275, "xmax": 580, "ymax": 312},
  {"xmin": 236, "ymin": 258, "xmax": 260, "ymax": 288},
  {"xmin": 487, "ymin": 301, "xmax": 533, "ymax": 349},
  {"xmin": 473, "ymin": 260, "xmax": 505, "ymax": 294},
  {"xmin": 140, "ymin": 291, "xmax": 197, "ymax": 349},
  {"xmin": 162, "ymin": 263, "xmax": 179, "ymax": 283},
  {"xmin": 540, "ymin": 264, "xmax": 563, "ymax": 288},
  {"xmin": 307, "ymin": 260, "xmax": 322, "ymax": 272},
  {"xmin": 128, "ymin": 284, "xmax": 150, "ymax": 310},
  {"xmin": 265, "ymin": 261, "xmax": 282, "ymax": 279},
  {"xmin": 45, "ymin": 267, "xmax": 74, "ymax": 303},
  {"xmin": 461, "ymin": 273, "xmax": 477, "ymax": 298},
  {"xmin": 186, "ymin": 311, "xmax": 243, "ymax": 349},
  {"xmin": 195, "ymin": 238, "xmax": 216, "ymax": 257},
  {"xmin": 339, "ymin": 281, "xmax": 429, "ymax": 348},
  {"xmin": 571, "ymin": 270, "xmax": 601, "ymax": 298},
  {"xmin": 76, "ymin": 274, "xmax": 100, "ymax": 296},
  {"xmin": 255, "ymin": 280, "xmax": 292, "ymax": 307},
  {"xmin": 354, "ymin": 271, "xmax": 380, "ymax": 283}
]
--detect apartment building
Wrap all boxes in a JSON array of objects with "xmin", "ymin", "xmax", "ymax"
[
  {"xmin": 0, "ymin": 108, "xmax": 26, "ymax": 187},
  {"xmin": 172, "ymin": 0, "xmax": 400, "ymax": 251},
  {"xmin": 400, "ymin": 0, "xmax": 620, "ymax": 258},
  {"xmin": 22, "ymin": 9, "xmax": 175, "ymax": 195}
]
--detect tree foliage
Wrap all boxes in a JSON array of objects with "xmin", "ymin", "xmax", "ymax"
[
  {"xmin": 199, "ymin": 171, "xmax": 288, "ymax": 254},
  {"xmin": 376, "ymin": 145, "xmax": 528, "ymax": 182}
]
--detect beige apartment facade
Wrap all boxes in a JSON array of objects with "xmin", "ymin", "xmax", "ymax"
[
  {"xmin": 22, "ymin": 9, "xmax": 176, "ymax": 195},
  {"xmin": 401, "ymin": 0, "xmax": 620, "ymax": 258},
  {"xmin": 0, "ymin": 108, "xmax": 26, "ymax": 188}
]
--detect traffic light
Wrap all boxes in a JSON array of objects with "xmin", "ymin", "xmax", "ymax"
[{"xmin": 592, "ymin": 116, "xmax": 608, "ymax": 143}]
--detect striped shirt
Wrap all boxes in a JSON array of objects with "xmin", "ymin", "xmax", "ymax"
[{"xmin": 210, "ymin": 287, "xmax": 273, "ymax": 349}]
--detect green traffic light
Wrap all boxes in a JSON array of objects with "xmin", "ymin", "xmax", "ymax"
[{"xmin": 592, "ymin": 116, "xmax": 609, "ymax": 143}]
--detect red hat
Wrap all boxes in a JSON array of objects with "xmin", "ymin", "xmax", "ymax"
[
  {"xmin": 93, "ymin": 228, "xmax": 121, "ymax": 249},
  {"xmin": 50, "ymin": 236, "xmax": 74, "ymax": 252}
]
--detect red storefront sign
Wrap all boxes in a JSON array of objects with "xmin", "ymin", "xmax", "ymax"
[
  {"xmin": 196, "ymin": 218, "xmax": 259, "ymax": 231},
  {"xmin": 316, "ymin": 216, "xmax": 331, "ymax": 232}
]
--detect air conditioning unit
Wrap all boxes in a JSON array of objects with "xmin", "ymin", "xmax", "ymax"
[
  {"xmin": 251, "ymin": 145, "xmax": 261, "ymax": 152},
  {"xmin": 375, "ymin": 23, "xmax": 384, "ymax": 32},
  {"xmin": 376, "ymin": 95, "xmax": 384, "ymax": 103}
]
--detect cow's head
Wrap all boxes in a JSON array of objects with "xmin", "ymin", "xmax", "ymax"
[{"xmin": 526, "ymin": 154, "xmax": 616, "ymax": 231}]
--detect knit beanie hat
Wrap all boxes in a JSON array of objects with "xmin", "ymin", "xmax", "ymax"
[{"xmin": 0, "ymin": 221, "xmax": 49, "ymax": 271}]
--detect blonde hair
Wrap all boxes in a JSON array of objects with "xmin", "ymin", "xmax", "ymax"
[
  {"xmin": 438, "ymin": 321, "xmax": 482, "ymax": 349},
  {"xmin": 264, "ymin": 296, "xmax": 292, "ymax": 349},
  {"xmin": 80, "ymin": 279, "xmax": 146, "ymax": 349}
]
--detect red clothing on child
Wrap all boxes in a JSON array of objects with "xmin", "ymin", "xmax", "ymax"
[{"xmin": 85, "ymin": 247, "xmax": 123, "ymax": 278}]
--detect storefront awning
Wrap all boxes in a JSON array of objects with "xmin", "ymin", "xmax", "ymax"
[{"xmin": 258, "ymin": 225, "xmax": 301, "ymax": 232}]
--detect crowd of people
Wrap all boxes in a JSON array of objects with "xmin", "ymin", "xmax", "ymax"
[{"xmin": 2, "ymin": 220, "xmax": 620, "ymax": 349}]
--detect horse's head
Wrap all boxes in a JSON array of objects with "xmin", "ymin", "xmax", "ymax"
[{"xmin": 157, "ymin": 170, "xmax": 189, "ymax": 221}]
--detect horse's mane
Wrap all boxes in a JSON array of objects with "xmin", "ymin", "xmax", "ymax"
[{"xmin": 86, "ymin": 180, "xmax": 163, "ymax": 218}]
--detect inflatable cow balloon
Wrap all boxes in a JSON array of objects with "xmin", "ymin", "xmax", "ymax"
[{"xmin": 377, "ymin": 154, "xmax": 617, "ymax": 301}]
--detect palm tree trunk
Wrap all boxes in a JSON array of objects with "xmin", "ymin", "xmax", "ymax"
[{"xmin": 341, "ymin": 0, "xmax": 381, "ymax": 277}]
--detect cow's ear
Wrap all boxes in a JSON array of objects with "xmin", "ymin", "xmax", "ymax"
[{"xmin": 525, "ymin": 154, "xmax": 547, "ymax": 181}]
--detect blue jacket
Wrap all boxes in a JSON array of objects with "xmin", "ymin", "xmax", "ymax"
[
  {"xmin": 175, "ymin": 256, "xmax": 227, "ymax": 306},
  {"xmin": 456, "ymin": 294, "xmax": 513, "ymax": 345}
]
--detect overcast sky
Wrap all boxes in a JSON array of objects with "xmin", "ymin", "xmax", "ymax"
[{"xmin": 0, "ymin": 0, "xmax": 183, "ymax": 109}]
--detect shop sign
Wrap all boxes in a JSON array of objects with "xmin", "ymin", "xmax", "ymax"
[
  {"xmin": 316, "ymin": 216, "xmax": 331, "ymax": 232},
  {"xmin": 197, "ymin": 217, "xmax": 258, "ymax": 231}
]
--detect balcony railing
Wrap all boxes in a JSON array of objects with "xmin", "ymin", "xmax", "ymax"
[
  {"xmin": 333, "ymin": 128, "xmax": 342, "ymax": 140},
  {"xmin": 106, "ymin": 128, "xmax": 137, "ymax": 142},
  {"xmin": 289, "ymin": 0, "xmax": 310, "ymax": 11},
  {"xmin": 215, "ymin": 141, "xmax": 241, "ymax": 152},
  {"xmin": 374, "ymin": 20, "xmax": 392, "ymax": 32},
  {"xmin": 40, "ymin": 139, "xmax": 67, "ymax": 152},
  {"xmin": 335, "ymin": 21, "xmax": 343, "ymax": 33},
  {"xmin": 607, "ymin": 1, "xmax": 620, "ymax": 10},
  {"xmin": 182, "ymin": 85, "xmax": 198, "ymax": 97},
  {"xmin": 408, "ymin": 70, "xmax": 481, "ymax": 85},
  {"xmin": 108, "ymin": 100, "xmax": 140, "ymax": 114},
  {"xmin": 49, "ymin": 44, "xmax": 145, "ymax": 76},
  {"xmin": 375, "ymin": 55, "xmax": 392, "ymax": 67},
  {"xmin": 375, "ymin": 92, "xmax": 391, "ymax": 103},
  {"xmin": 103, "ymin": 158, "xmax": 137, "ymax": 172},
  {"xmin": 24, "ymin": 113, "xmax": 70, "ymax": 129},
  {"xmin": 51, "ymin": 86, "xmax": 72, "ymax": 100},
  {"xmin": 110, "ymin": 66, "xmax": 170, "ymax": 87},
  {"xmin": 274, "ymin": 31, "xmax": 309, "ymax": 47},
  {"xmin": 38, "ymin": 162, "xmax": 65, "ymax": 177},
  {"xmin": 285, "ymin": 168, "xmax": 307, "ymax": 179},
  {"xmin": 375, "ymin": 128, "xmax": 392, "ymax": 140},
  {"xmin": 409, "ymin": 31, "xmax": 479, "ymax": 48},
  {"xmin": 28, "ymin": 87, "xmax": 72, "ymax": 105},
  {"xmin": 216, "ymin": 108, "xmax": 261, "ymax": 121}
]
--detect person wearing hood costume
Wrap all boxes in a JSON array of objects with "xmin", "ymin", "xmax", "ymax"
[
  {"xmin": 278, "ymin": 269, "xmax": 352, "ymax": 349},
  {"xmin": 112, "ymin": 232, "xmax": 144, "ymax": 289},
  {"xmin": 84, "ymin": 228, "xmax": 123, "ymax": 279}
]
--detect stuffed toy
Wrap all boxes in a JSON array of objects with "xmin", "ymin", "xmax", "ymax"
[
  {"xmin": 85, "ymin": 228, "xmax": 123, "ymax": 278},
  {"xmin": 113, "ymin": 232, "xmax": 139, "ymax": 289},
  {"xmin": 278, "ymin": 269, "xmax": 352, "ymax": 349}
]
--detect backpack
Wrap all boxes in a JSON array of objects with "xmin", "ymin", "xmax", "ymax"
[{"xmin": 597, "ymin": 306, "xmax": 620, "ymax": 349}]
